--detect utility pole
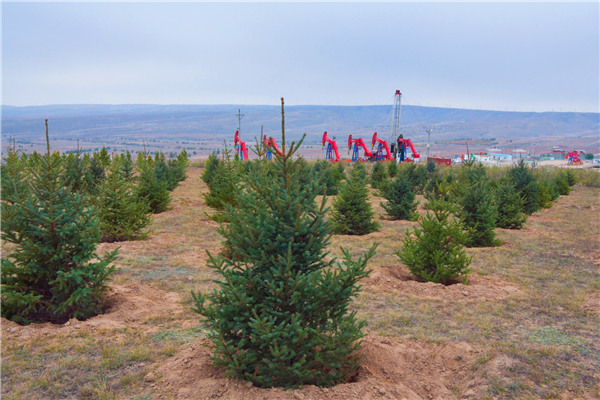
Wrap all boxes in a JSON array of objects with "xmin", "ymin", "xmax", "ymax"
[
  {"xmin": 236, "ymin": 109, "xmax": 245, "ymax": 138},
  {"xmin": 390, "ymin": 90, "xmax": 402, "ymax": 146},
  {"xmin": 426, "ymin": 128, "xmax": 432, "ymax": 160}
]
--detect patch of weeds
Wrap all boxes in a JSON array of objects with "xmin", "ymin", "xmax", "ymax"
[
  {"xmin": 576, "ymin": 345, "xmax": 600, "ymax": 371},
  {"xmin": 527, "ymin": 327, "xmax": 587, "ymax": 346},
  {"xmin": 148, "ymin": 326, "xmax": 204, "ymax": 344},
  {"xmin": 487, "ymin": 376, "xmax": 506, "ymax": 396},
  {"xmin": 79, "ymin": 376, "xmax": 116, "ymax": 400},
  {"xmin": 131, "ymin": 266, "xmax": 195, "ymax": 282},
  {"xmin": 474, "ymin": 348, "xmax": 496, "ymax": 367}
]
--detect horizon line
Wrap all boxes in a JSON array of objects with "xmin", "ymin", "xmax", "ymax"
[{"xmin": 2, "ymin": 103, "xmax": 598, "ymax": 115}]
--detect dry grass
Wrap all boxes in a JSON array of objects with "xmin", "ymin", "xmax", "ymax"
[{"xmin": 2, "ymin": 165, "xmax": 599, "ymax": 399}]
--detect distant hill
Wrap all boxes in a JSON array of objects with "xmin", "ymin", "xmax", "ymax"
[{"xmin": 2, "ymin": 104, "xmax": 598, "ymax": 145}]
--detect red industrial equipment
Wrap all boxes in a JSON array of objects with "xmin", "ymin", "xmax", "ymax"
[
  {"xmin": 234, "ymin": 130, "xmax": 248, "ymax": 161},
  {"xmin": 263, "ymin": 136, "xmax": 282, "ymax": 160},
  {"xmin": 566, "ymin": 151, "xmax": 583, "ymax": 165},
  {"xmin": 394, "ymin": 135, "xmax": 421, "ymax": 163},
  {"xmin": 322, "ymin": 131, "xmax": 340, "ymax": 162},
  {"xmin": 348, "ymin": 135, "xmax": 373, "ymax": 162},
  {"xmin": 430, "ymin": 156, "xmax": 452, "ymax": 166},
  {"xmin": 371, "ymin": 132, "xmax": 392, "ymax": 161}
]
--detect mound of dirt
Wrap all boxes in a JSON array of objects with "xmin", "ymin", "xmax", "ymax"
[
  {"xmin": 154, "ymin": 335, "xmax": 484, "ymax": 400},
  {"xmin": 1, "ymin": 284, "xmax": 188, "ymax": 340},
  {"xmin": 364, "ymin": 265, "xmax": 521, "ymax": 302}
]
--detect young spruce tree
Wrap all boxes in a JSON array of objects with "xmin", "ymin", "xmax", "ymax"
[
  {"xmin": 97, "ymin": 163, "xmax": 152, "ymax": 242},
  {"xmin": 330, "ymin": 162, "xmax": 380, "ymax": 235},
  {"xmin": 494, "ymin": 179, "xmax": 527, "ymax": 229},
  {"xmin": 456, "ymin": 163, "xmax": 499, "ymax": 247},
  {"xmin": 380, "ymin": 176, "xmax": 419, "ymax": 221},
  {"xmin": 192, "ymin": 98, "xmax": 377, "ymax": 388},
  {"xmin": 136, "ymin": 157, "xmax": 171, "ymax": 214},
  {"xmin": 203, "ymin": 143, "xmax": 242, "ymax": 217},
  {"xmin": 370, "ymin": 162, "xmax": 389, "ymax": 190},
  {"xmin": 201, "ymin": 152, "xmax": 221, "ymax": 185},
  {"xmin": 396, "ymin": 176, "xmax": 472, "ymax": 284},
  {"xmin": 1, "ymin": 121, "xmax": 118, "ymax": 324},
  {"xmin": 508, "ymin": 159, "xmax": 541, "ymax": 215}
]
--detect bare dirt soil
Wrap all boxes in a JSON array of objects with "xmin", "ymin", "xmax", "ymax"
[
  {"xmin": 155, "ymin": 335, "xmax": 482, "ymax": 400},
  {"xmin": 1, "ymin": 284, "xmax": 190, "ymax": 340},
  {"xmin": 364, "ymin": 265, "xmax": 521, "ymax": 302}
]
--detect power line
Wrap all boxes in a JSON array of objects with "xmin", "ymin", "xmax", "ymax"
[
  {"xmin": 401, "ymin": 95, "xmax": 445, "ymax": 157},
  {"xmin": 357, "ymin": 94, "xmax": 395, "ymax": 139}
]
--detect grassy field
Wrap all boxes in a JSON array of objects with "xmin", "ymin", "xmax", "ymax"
[{"xmin": 2, "ymin": 165, "xmax": 599, "ymax": 400}]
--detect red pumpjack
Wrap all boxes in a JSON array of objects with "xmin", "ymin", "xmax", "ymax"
[
  {"xmin": 371, "ymin": 132, "xmax": 392, "ymax": 161},
  {"xmin": 348, "ymin": 135, "xmax": 373, "ymax": 162},
  {"xmin": 394, "ymin": 135, "xmax": 420, "ymax": 163},
  {"xmin": 263, "ymin": 136, "xmax": 282, "ymax": 160},
  {"xmin": 234, "ymin": 130, "xmax": 248, "ymax": 161},
  {"xmin": 322, "ymin": 132, "xmax": 340, "ymax": 162}
]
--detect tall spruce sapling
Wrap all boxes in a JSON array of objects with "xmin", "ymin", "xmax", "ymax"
[
  {"xmin": 1, "ymin": 120, "xmax": 118, "ymax": 324},
  {"xmin": 1, "ymin": 140, "xmax": 29, "ymax": 203},
  {"xmin": 203, "ymin": 143, "xmax": 242, "ymax": 215},
  {"xmin": 63, "ymin": 151, "xmax": 86, "ymax": 193},
  {"xmin": 330, "ymin": 162, "xmax": 380, "ymax": 235},
  {"xmin": 508, "ymin": 159, "xmax": 541, "ymax": 215},
  {"xmin": 553, "ymin": 170, "xmax": 571, "ymax": 196},
  {"xmin": 396, "ymin": 176, "xmax": 472, "ymax": 284},
  {"xmin": 494, "ymin": 179, "xmax": 527, "ymax": 229},
  {"xmin": 96, "ymin": 146, "xmax": 111, "ymax": 167},
  {"xmin": 135, "ymin": 161, "xmax": 171, "ymax": 214},
  {"xmin": 387, "ymin": 160, "xmax": 398, "ymax": 178},
  {"xmin": 459, "ymin": 181, "xmax": 500, "ymax": 247},
  {"xmin": 426, "ymin": 159, "xmax": 437, "ymax": 175},
  {"xmin": 202, "ymin": 152, "xmax": 221, "ymax": 185},
  {"xmin": 85, "ymin": 156, "xmax": 106, "ymax": 194},
  {"xmin": 456, "ymin": 163, "xmax": 499, "ymax": 247},
  {"xmin": 354, "ymin": 160, "xmax": 367, "ymax": 181},
  {"xmin": 296, "ymin": 157, "xmax": 313, "ymax": 188},
  {"xmin": 313, "ymin": 159, "xmax": 339, "ymax": 195},
  {"xmin": 396, "ymin": 163, "xmax": 429, "ymax": 194},
  {"xmin": 120, "ymin": 150, "xmax": 135, "ymax": 180},
  {"xmin": 27, "ymin": 150, "xmax": 43, "ymax": 170},
  {"xmin": 97, "ymin": 162, "xmax": 152, "ymax": 242},
  {"xmin": 380, "ymin": 176, "xmax": 419, "ymax": 221},
  {"xmin": 564, "ymin": 169, "xmax": 578, "ymax": 187},
  {"xmin": 538, "ymin": 178, "xmax": 559, "ymax": 208},
  {"xmin": 370, "ymin": 162, "xmax": 389, "ymax": 190},
  {"xmin": 332, "ymin": 161, "xmax": 346, "ymax": 183},
  {"xmin": 192, "ymin": 98, "xmax": 377, "ymax": 389}
]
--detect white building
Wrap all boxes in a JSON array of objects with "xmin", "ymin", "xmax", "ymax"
[{"xmin": 489, "ymin": 153, "xmax": 513, "ymax": 162}]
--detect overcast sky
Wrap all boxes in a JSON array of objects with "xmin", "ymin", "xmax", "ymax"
[{"xmin": 2, "ymin": 2, "xmax": 599, "ymax": 112}]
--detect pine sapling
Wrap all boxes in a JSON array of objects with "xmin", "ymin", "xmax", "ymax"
[
  {"xmin": 1, "ymin": 120, "xmax": 118, "ymax": 324},
  {"xmin": 495, "ymin": 179, "xmax": 527, "ymax": 229},
  {"xmin": 192, "ymin": 98, "xmax": 377, "ymax": 389},
  {"xmin": 396, "ymin": 177, "xmax": 472, "ymax": 284},
  {"xmin": 381, "ymin": 176, "xmax": 419, "ymax": 221},
  {"xmin": 330, "ymin": 162, "xmax": 380, "ymax": 235},
  {"xmin": 97, "ymin": 163, "xmax": 152, "ymax": 242}
]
